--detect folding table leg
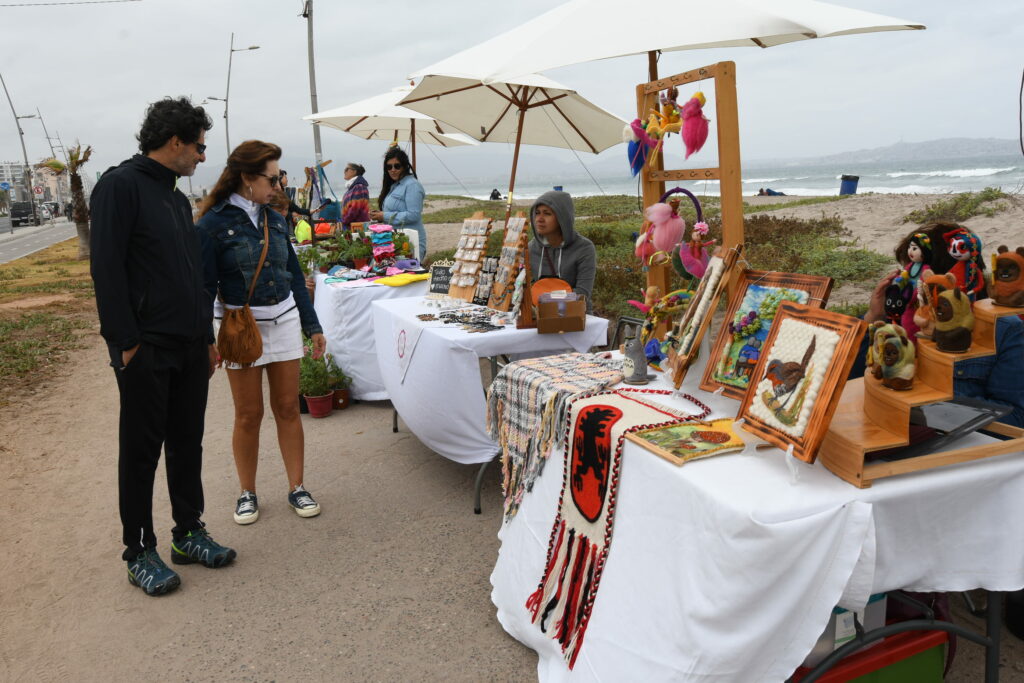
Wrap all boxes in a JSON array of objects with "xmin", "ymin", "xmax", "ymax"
[
  {"xmin": 985, "ymin": 590, "xmax": 1002, "ymax": 683},
  {"xmin": 392, "ymin": 408, "xmax": 399, "ymax": 433},
  {"xmin": 474, "ymin": 455, "xmax": 498, "ymax": 514}
]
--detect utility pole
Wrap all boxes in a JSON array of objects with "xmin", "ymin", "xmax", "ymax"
[
  {"xmin": 36, "ymin": 108, "xmax": 66, "ymax": 210},
  {"xmin": 1, "ymin": 71, "xmax": 39, "ymax": 230},
  {"xmin": 301, "ymin": 0, "xmax": 323, "ymax": 165}
]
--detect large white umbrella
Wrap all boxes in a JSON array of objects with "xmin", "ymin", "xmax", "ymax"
[
  {"xmin": 399, "ymin": 73, "xmax": 626, "ymax": 208},
  {"xmin": 409, "ymin": 0, "xmax": 924, "ymax": 82},
  {"xmin": 304, "ymin": 86, "xmax": 477, "ymax": 172}
]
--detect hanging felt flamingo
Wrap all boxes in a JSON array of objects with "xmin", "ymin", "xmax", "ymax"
[
  {"xmin": 680, "ymin": 91, "xmax": 709, "ymax": 160},
  {"xmin": 678, "ymin": 222, "xmax": 715, "ymax": 279}
]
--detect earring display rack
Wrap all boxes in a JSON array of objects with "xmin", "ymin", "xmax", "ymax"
[
  {"xmin": 447, "ymin": 211, "xmax": 493, "ymax": 302},
  {"xmin": 820, "ymin": 298, "xmax": 1024, "ymax": 487},
  {"xmin": 487, "ymin": 214, "xmax": 529, "ymax": 312}
]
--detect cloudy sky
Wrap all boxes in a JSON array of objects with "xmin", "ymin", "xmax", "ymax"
[{"xmin": 1, "ymin": 0, "xmax": 1022, "ymax": 192}]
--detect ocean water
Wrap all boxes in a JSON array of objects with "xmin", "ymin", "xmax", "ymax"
[{"xmin": 426, "ymin": 154, "xmax": 1024, "ymax": 200}]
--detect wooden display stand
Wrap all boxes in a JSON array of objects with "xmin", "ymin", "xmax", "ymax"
[
  {"xmin": 447, "ymin": 211, "xmax": 493, "ymax": 302},
  {"xmin": 635, "ymin": 61, "xmax": 745, "ymax": 335},
  {"xmin": 487, "ymin": 213, "xmax": 529, "ymax": 312},
  {"xmin": 820, "ymin": 299, "xmax": 1024, "ymax": 488}
]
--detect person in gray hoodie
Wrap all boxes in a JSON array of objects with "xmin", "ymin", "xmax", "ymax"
[{"xmin": 528, "ymin": 190, "xmax": 597, "ymax": 312}]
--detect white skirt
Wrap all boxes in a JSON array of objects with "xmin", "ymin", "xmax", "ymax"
[{"xmin": 214, "ymin": 296, "xmax": 304, "ymax": 370}]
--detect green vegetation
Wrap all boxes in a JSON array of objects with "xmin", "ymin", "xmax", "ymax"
[
  {"xmin": 827, "ymin": 301, "xmax": 870, "ymax": 318},
  {"xmin": 902, "ymin": 187, "xmax": 1009, "ymax": 223},
  {"xmin": 421, "ymin": 198, "xmax": 506, "ymax": 223}
]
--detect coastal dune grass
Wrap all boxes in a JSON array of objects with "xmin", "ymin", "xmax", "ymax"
[{"xmin": 902, "ymin": 186, "xmax": 1009, "ymax": 223}]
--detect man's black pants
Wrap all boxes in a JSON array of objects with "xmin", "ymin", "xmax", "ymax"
[{"xmin": 114, "ymin": 338, "xmax": 208, "ymax": 560}]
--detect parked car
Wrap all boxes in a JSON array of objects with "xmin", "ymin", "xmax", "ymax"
[{"xmin": 10, "ymin": 201, "xmax": 37, "ymax": 227}]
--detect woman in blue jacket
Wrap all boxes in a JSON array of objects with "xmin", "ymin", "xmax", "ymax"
[
  {"xmin": 370, "ymin": 147, "xmax": 426, "ymax": 259},
  {"xmin": 197, "ymin": 140, "xmax": 325, "ymax": 525}
]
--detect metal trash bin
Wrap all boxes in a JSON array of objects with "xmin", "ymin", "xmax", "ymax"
[{"xmin": 839, "ymin": 174, "xmax": 860, "ymax": 195}]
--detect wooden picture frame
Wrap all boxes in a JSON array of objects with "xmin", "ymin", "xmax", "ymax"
[
  {"xmin": 625, "ymin": 418, "xmax": 745, "ymax": 466},
  {"xmin": 668, "ymin": 244, "xmax": 743, "ymax": 388},
  {"xmin": 700, "ymin": 270, "xmax": 833, "ymax": 399},
  {"xmin": 737, "ymin": 302, "xmax": 866, "ymax": 464},
  {"xmin": 487, "ymin": 215, "xmax": 528, "ymax": 312}
]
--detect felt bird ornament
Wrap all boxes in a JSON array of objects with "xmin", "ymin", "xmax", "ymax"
[
  {"xmin": 680, "ymin": 91, "xmax": 709, "ymax": 159},
  {"xmin": 623, "ymin": 122, "xmax": 648, "ymax": 177},
  {"xmin": 627, "ymin": 285, "xmax": 663, "ymax": 314},
  {"xmin": 645, "ymin": 202, "xmax": 686, "ymax": 256}
]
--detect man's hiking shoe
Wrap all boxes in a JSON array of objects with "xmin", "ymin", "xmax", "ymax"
[
  {"xmin": 170, "ymin": 528, "xmax": 236, "ymax": 568},
  {"xmin": 288, "ymin": 485, "xmax": 321, "ymax": 518},
  {"xmin": 233, "ymin": 490, "xmax": 259, "ymax": 525},
  {"xmin": 127, "ymin": 550, "xmax": 181, "ymax": 596}
]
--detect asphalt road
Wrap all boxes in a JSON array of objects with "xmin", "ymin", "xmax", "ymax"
[{"xmin": 0, "ymin": 218, "xmax": 77, "ymax": 265}]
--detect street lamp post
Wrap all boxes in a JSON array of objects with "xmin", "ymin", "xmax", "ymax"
[
  {"xmin": 35, "ymin": 108, "xmax": 66, "ymax": 211},
  {"xmin": 0, "ymin": 71, "xmax": 40, "ymax": 230},
  {"xmin": 213, "ymin": 33, "xmax": 259, "ymax": 156}
]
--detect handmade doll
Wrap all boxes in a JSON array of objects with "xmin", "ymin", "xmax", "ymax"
[
  {"xmin": 932, "ymin": 274, "xmax": 975, "ymax": 353},
  {"xmin": 913, "ymin": 279, "xmax": 936, "ymax": 339},
  {"xmin": 678, "ymin": 222, "xmax": 715, "ymax": 279},
  {"xmin": 867, "ymin": 322, "xmax": 915, "ymax": 390},
  {"xmin": 622, "ymin": 326, "xmax": 651, "ymax": 385},
  {"xmin": 992, "ymin": 245, "xmax": 1024, "ymax": 307},
  {"xmin": 883, "ymin": 283, "xmax": 909, "ymax": 324},
  {"xmin": 943, "ymin": 227, "xmax": 985, "ymax": 300},
  {"xmin": 646, "ymin": 201, "xmax": 685, "ymax": 256},
  {"xmin": 627, "ymin": 285, "xmax": 662, "ymax": 314}
]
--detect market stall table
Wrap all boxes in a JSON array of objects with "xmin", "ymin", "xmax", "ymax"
[
  {"xmin": 371, "ymin": 297, "xmax": 608, "ymax": 465},
  {"xmin": 314, "ymin": 273, "xmax": 428, "ymax": 400},
  {"xmin": 490, "ymin": 366, "xmax": 1024, "ymax": 681}
]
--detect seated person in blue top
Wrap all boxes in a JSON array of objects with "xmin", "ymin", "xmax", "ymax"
[
  {"xmin": 196, "ymin": 140, "xmax": 326, "ymax": 526},
  {"xmin": 369, "ymin": 147, "xmax": 426, "ymax": 259},
  {"xmin": 528, "ymin": 190, "xmax": 597, "ymax": 313}
]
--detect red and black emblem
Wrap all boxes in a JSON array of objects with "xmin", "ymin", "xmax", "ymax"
[{"xmin": 570, "ymin": 404, "xmax": 622, "ymax": 523}]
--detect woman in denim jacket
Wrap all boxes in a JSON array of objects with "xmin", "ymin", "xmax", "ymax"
[
  {"xmin": 197, "ymin": 140, "xmax": 325, "ymax": 525},
  {"xmin": 370, "ymin": 147, "xmax": 426, "ymax": 259}
]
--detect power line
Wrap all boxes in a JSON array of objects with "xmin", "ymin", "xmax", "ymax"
[
  {"xmin": 424, "ymin": 143, "xmax": 473, "ymax": 197},
  {"xmin": 0, "ymin": 0, "xmax": 140, "ymax": 6}
]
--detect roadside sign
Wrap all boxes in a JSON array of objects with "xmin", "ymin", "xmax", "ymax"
[
  {"xmin": 33, "ymin": 186, "xmax": 44, "ymax": 195},
  {"xmin": 0, "ymin": 181, "xmax": 10, "ymax": 191}
]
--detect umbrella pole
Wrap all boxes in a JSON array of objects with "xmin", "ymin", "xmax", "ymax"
[
  {"xmin": 504, "ymin": 105, "xmax": 526, "ymax": 228},
  {"xmin": 410, "ymin": 118, "xmax": 417, "ymax": 173}
]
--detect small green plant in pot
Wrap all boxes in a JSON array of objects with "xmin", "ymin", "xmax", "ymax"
[
  {"xmin": 349, "ymin": 239, "xmax": 373, "ymax": 269},
  {"xmin": 299, "ymin": 345, "xmax": 334, "ymax": 418},
  {"xmin": 325, "ymin": 353, "xmax": 353, "ymax": 410}
]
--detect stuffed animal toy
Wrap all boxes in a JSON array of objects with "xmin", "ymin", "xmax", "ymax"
[
  {"xmin": 645, "ymin": 202, "xmax": 685, "ymax": 256},
  {"xmin": 867, "ymin": 322, "xmax": 915, "ymax": 390},
  {"xmin": 992, "ymin": 245, "xmax": 1024, "ymax": 307},
  {"xmin": 680, "ymin": 91, "xmax": 709, "ymax": 159},
  {"xmin": 932, "ymin": 275, "xmax": 975, "ymax": 353},
  {"xmin": 913, "ymin": 279, "xmax": 936, "ymax": 339},
  {"xmin": 678, "ymin": 222, "xmax": 715, "ymax": 279},
  {"xmin": 943, "ymin": 227, "xmax": 985, "ymax": 300},
  {"xmin": 884, "ymin": 282, "xmax": 910, "ymax": 324}
]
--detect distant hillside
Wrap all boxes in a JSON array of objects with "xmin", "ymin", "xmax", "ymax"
[{"xmin": 785, "ymin": 138, "xmax": 1020, "ymax": 166}]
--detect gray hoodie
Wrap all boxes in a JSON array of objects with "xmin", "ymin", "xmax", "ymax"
[{"xmin": 528, "ymin": 190, "xmax": 597, "ymax": 312}]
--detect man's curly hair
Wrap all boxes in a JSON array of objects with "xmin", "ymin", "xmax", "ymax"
[{"xmin": 137, "ymin": 97, "xmax": 213, "ymax": 154}]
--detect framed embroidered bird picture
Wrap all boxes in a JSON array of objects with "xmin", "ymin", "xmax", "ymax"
[{"xmin": 737, "ymin": 302, "xmax": 866, "ymax": 464}]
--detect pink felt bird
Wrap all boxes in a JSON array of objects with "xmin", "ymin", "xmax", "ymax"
[
  {"xmin": 680, "ymin": 92, "xmax": 709, "ymax": 160},
  {"xmin": 645, "ymin": 202, "xmax": 685, "ymax": 254},
  {"xmin": 678, "ymin": 222, "xmax": 714, "ymax": 279}
]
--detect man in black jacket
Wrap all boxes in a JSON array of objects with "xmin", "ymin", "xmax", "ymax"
[{"xmin": 91, "ymin": 97, "xmax": 236, "ymax": 596}]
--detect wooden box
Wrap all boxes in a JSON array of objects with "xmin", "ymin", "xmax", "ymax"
[{"xmin": 536, "ymin": 299, "xmax": 586, "ymax": 334}]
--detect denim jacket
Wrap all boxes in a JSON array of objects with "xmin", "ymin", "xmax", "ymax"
[
  {"xmin": 197, "ymin": 201, "xmax": 322, "ymax": 336},
  {"xmin": 954, "ymin": 314, "xmax": 1024, "ymax": 427},
  {"xmin": 381, "ymin": 174, "xmax": 426, "ymax": 258}
]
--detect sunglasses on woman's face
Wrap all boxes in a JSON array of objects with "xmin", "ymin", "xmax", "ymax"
[
  {"xmin": 386, "ymin": 163, "xmax": 403, "ymax": 171},
  {"xmin": 258, "ymin": 173, "xmax": 280, "ymax": 187}
]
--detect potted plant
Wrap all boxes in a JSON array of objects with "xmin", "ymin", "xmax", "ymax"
[
  {"xmin": 325, "ymin": 354, "xmax": 353, "ymax": 410},
  {"xmin": 349, "ymin": 239, "xmax": 373, "ymax": 269},
  {"xmin": 299, "ymin": 346, "xmax": 334, "ymax": 418}
]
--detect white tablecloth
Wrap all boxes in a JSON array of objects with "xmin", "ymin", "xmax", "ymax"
[
  {"xmin": 372, "ymin": 297, "xmax": 609, "ymax": 465},
  {"xmin": 314, "ymin": 274, "xmax": 428, "ymax": 400},
  {"xmin": 490, "ymin": 366, "xmax": 1024, "ymax": 682}
]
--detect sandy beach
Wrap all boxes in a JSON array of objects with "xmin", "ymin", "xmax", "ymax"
[{"xmin": 1, "ymin": 192, "xmax": 1023, "ymax": 681}]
